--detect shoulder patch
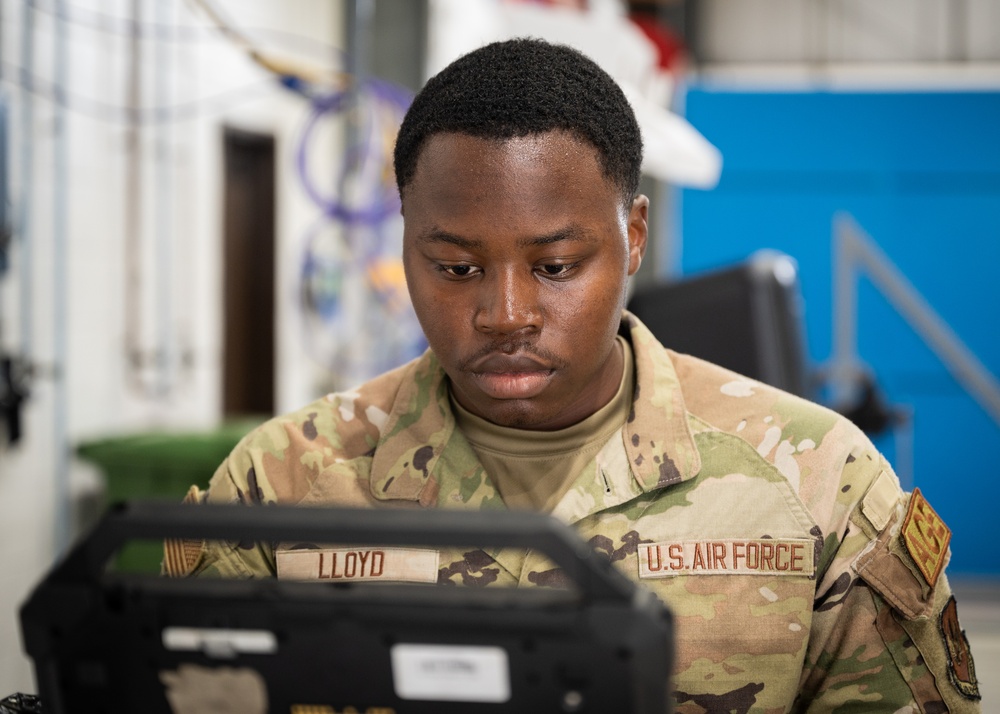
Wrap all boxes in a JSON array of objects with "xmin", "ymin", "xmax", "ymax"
[
  {"xmin": 163, "ymin": 537, "xmax": 205, "ymax": 577},
  {"xmin": 162, "ymin": 485, "xmax": 208, "ymax": 577},
  {"xmin": 901, "ymin": 488, "xmax": 951, "ymax": 588},
  {"xmin": 940, "ymin": 596, "xmax": 981, "ymax": 700}
]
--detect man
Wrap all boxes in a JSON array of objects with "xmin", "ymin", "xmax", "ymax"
[{"xmin": 170, "ymin": 39, "xmax": 980, "ymax": 712}]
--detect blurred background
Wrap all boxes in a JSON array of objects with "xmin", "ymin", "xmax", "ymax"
[{"xmin": 0, "ymin": 0, "xmax": 998, "ymax": 700}]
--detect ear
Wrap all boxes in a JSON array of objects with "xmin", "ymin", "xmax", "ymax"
[{"xmin": 627, "ymin": 195, "xmax": 649, "ymax": 277}]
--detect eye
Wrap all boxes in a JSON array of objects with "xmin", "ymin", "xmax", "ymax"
[
  {"xmin": 537, "ymin": 263, "xmax": 577, "ymax": 278},
  {"xmin": 439, "ymin": 264, "xmax": 480, "ymax": 278}
]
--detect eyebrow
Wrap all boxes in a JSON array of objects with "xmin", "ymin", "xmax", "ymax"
[
  {"xmin": 417, "ymin": 230, "xmax": 484, "ymax": 250},
  {"xmin": 417, "ymin": 226, "xmax": 596, "ymax": 249}
]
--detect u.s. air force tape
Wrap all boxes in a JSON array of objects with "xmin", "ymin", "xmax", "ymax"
[
  {"xmin": 276, "ymin": 547, "xmax": 440, "ymax": 583},
  {"xmin": 637, "ymin": 539, "xmax": 815, "ymax": 578}
]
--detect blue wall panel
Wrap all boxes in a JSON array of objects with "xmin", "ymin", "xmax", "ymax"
[{"xmin": 680, "ymin": 90, "xmax": 1000, "ymax": 575}]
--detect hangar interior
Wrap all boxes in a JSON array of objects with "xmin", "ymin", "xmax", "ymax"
[{"xmin": 0, "ymin": 0, "xmax": 997, "ymax": 704}]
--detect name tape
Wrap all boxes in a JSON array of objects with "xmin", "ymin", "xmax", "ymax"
[
  {"xmin": 276, "ymin": 547, "xmax": 440, "ymax": 584},
  {"xmin": 638, "ymin": 538, "xmax": 815, "ymax": 578}
]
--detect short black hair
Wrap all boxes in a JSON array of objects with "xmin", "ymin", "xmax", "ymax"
[{"xmin": 393, "ymin": 38, "xmax": 643, "ymax": 207}]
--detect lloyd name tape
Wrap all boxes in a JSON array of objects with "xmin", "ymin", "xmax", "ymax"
[{"xmin": 276, "ymin": 547, "xmax": 440, "ymax": 583}]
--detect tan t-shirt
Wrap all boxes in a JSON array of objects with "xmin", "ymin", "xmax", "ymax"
[{"xmin": 451, "ymin": 337, "xmax": 634, "ymax": 513}]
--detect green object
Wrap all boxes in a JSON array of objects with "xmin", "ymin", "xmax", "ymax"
[{"xmin": 76, "ymin": 419, "xmax": 261, "ymax": 572}]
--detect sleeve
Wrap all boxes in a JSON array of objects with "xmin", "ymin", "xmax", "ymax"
[
  {"xmin": 798, "ymin": 449, "xmax": 981, "ymax": 713},
  {"xmin": 162, "ymin": 447, "xmax": 279, "ymax": 579},
  {"xmin": 161, "ymin": 389, "xmax": 394, "ymax": 579}
]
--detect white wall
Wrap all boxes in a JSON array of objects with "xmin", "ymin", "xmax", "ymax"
[
  {"xmin": 0, "ymin": 0, "xmax": 345, "ymax": 694},
  {"xmin": 696, "ymin": 0, "xmax": 1000, "ymax": 65}
]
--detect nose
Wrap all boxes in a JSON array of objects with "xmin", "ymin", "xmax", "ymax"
[{"xmin": 474, "ymin": 268, "xmax": 541, "ymax": 336}]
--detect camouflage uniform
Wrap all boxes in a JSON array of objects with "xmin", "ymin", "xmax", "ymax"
[{"xmin": 177, "ymin": 312, "xmax": 980, "ymax": 713}]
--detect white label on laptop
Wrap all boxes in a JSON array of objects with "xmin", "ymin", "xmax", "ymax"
[
  {"xmin": 391, "ymin": 644, "xmax": 511, "ymax": 702},
  {"xmin": 163, "ymin": 628, "xmax": 277, "ymax": 659}
]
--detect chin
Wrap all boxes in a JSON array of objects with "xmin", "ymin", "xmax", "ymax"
[{"xmin": 479, "ymin": 402, "xmax": 552, "ymax": 430}]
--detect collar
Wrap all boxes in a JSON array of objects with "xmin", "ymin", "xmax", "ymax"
[
  {"xmin": 619, "ymin": 311, "xmax": 702, "ymax": 490},
  {"xmin": 369, "ymin": 310, "xmax": 701, "ymax": 504}
]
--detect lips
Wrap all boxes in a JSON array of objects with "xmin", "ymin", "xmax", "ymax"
[
  {"xmin": 471, "ymin": 352, "xmax": 552, "ymax": 372},
  {"xmin": 467, "ymin": 352, "xmax": 556, "ymax": 400}
]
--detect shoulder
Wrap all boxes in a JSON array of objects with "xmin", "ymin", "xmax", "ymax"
[
  {"xmin": 671, "ymin": 351, "xmax": 869, "ymax": 472},
  {"xmin": 253, "ymin": 357, "xmax": 420, "ymax": 457},
  {"xmin": 668, "ymin": 350, "xmax": 891, "ymax": 537},
  {"xmin": 670, "ymin": 351, "xmax": 841, "ymax": 443},
  {"xmin": 625, "ymin": 311, "xmax": 882, "ymax": 505},
  {"xmin": 213, "ymin": 356, "xmax": 428, "ymax": 506}
]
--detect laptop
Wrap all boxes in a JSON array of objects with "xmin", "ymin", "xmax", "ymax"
[{"xmin": 21, "ymin": 502, "xmax": 674, "ymax": 713}]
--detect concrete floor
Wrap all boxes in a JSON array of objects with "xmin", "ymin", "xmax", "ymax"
[{"xmin": 952, "ymin": 578, "xmax": 1000, "ymax": 713}]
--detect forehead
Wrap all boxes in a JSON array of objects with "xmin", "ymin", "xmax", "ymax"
[{"xmin": 402, "ymin": 131, "xmax": 622, "ymax": 222}]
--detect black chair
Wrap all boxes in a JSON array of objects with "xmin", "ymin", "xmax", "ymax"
[{"xmin": 628, "ymin": 251, "xmax": 810, "ymax": 398}]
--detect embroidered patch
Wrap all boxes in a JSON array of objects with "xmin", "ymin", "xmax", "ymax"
[
  {"xmin": 940, "ymin": 596, "xmax": 980, "ymax": 700},
  {"xmin": 901, "ymin": 488, "xmax": 951, "ymax": 587},
  {"xmin": 162, "ymin": 485, "xmax": 206, "ymax": 577},
  {"xmin": 637, "ymin": 539, "xmax": 815, "ymax": 578},
  {"xmin": 276, "ymin": 547, "xmax": 439, "ymax": 583},
  {"xmin": 162, "ymin": 537, "xmax": 204, "ymax": 577}
]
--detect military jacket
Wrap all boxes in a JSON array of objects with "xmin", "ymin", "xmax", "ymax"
[{"xmin": 178, "ymin": 313, "xmax": 980, "ymax": 713}]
